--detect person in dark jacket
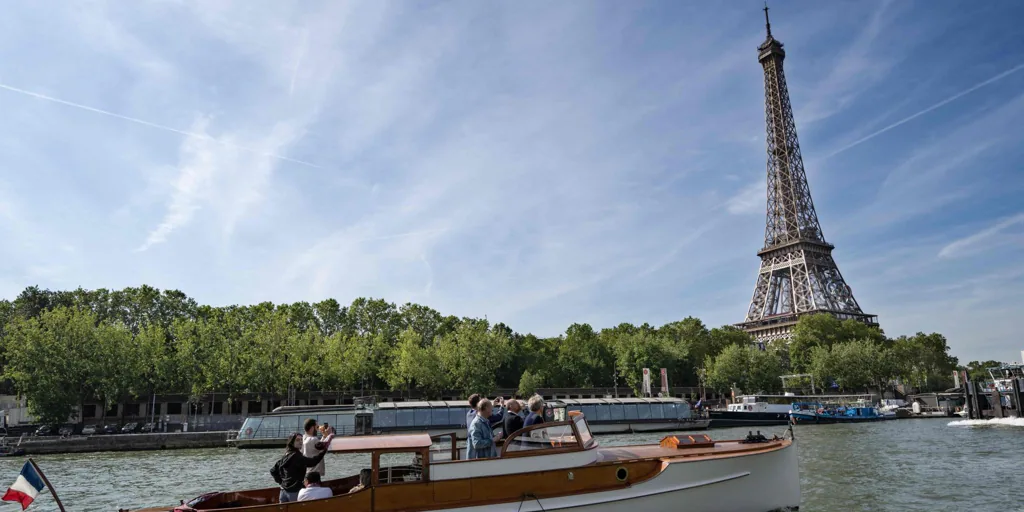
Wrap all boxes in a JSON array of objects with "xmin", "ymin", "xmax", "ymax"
[
  {"xmin": 271, "ymin": 433, "xmax": 329, "ymax": 503},
  {"xmin": 524, "ymin": 394, "xmax": 546, "ymax": 427},
  {"xmin": 503, "ymin": 399, "xmax": 524, "ymax": 436},
  {"xmin": 465, "ymin": 393, "xmax": 505, "ymax": 429}
]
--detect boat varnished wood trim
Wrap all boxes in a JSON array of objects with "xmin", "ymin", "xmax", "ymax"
[
  {"xmin": 132, "ymin": 438, "xmax": 791, "ymax": 512},
  {"xmin": 372, "ymin": 457, "xmax": 664, "ymax": 512}
]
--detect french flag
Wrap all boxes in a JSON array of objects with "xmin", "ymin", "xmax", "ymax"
[{"xmin": 2, "ymin": 462, "xmax": 45, "ymax": 510}]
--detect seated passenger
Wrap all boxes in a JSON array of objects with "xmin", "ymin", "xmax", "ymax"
[
  {"xmin": 297, "ymin": 472, "xmax": 333, "ymax": 501},
  {"xmin": 349, "ymin": 469, "xmax": 371, "ymax": 494},
  {"xmin": 524, "ymin": 395, "xmax": 546, "ymax": 427},
  {"xmin": 467, "ymin": 399, "xmax": 501, "ymax": 459}
]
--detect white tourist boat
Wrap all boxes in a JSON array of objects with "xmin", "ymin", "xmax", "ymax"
[{"xmin": 126, "ymin": 411, "xmax": 800, "ymax": 512}]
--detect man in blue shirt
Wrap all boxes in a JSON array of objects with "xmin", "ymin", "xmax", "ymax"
[{"xmin": 466, "ymin": 394, "xmax": 505, "ymax": 429}]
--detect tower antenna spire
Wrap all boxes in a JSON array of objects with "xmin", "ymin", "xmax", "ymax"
[{"xmin": 763, "ymin": 2, "xmax": 772, "ymax": 38}]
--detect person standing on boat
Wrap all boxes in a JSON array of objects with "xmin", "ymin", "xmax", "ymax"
[
  {"xmin": 271, "ymin": 433, "xmax": 333, "ymax": 503},
  {"xmin": 465, "ymin": 393, "xmax": 505, "ymax": 429},
  {"xmin": 301, "ymin": 418, "xmax": 328, "ymax": 478},
  {"xmin": 467, "ymin": 398, "xmax": 502, "ymax": 459},
  {"xmin": 503, "ymin": 399, "xmax": 525, "ymax": 436},
  {"xmin": 524, "ymin": 395, "xmax": 546, "ymax": 427}
]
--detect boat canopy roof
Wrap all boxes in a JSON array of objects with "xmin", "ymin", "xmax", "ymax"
[{"xmin": 328, "ymin": 433, "xmax": 432, "ymax": 453}]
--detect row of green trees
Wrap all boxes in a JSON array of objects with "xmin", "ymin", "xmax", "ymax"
[
  {"xmin": 0, "ymin": 285, "xmax": 959, "ymax": 424},
  {"xmin": 704, "ymin": 315, "xmax": 959, "ymax": 395}
]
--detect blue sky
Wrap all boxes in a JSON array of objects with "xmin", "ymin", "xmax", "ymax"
[{"xmin": 0, "ymin": 1, "xmax": 1022, "ymax": 363}]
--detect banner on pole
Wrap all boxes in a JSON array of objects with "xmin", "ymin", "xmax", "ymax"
[
  {"xmin": 642, "ymin": 368, "xmax": 651, "ymax": 397},
  {"xmin": 659, "ymin": 368, "xmax": 669, "ymax": 395}
]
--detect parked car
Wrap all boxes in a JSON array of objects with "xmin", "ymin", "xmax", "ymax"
[
  {"xmin": 34, "ymin": 425, "xmax": 57, "ymax": 436},
  {"xmin": 140, "ymin": 422, "xmax": 156, "ymax": 433},
  {"xmin": 82, "ymin": 424, "xmax": 99, "ymax": 435},
  {"xmin": 121, "ymin": 422, "xmax": 138, "ymax": 434},
  {"xmin": 103, "ymin": 424, "xmax": 119, "ymax": 434}
]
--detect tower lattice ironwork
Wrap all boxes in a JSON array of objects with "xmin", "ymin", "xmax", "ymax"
[{"xmin": 737, "ymin": 7, "xmax": 878, "ymax": 345}]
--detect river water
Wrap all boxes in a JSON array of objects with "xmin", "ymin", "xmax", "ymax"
[{"xmin": 2, "ymin": 418, "xmax": 1021, "ymax": 512}]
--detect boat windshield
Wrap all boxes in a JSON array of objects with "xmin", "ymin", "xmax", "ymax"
[
  {"xmin": 573, "ymin": 414, "xmax": 594, "ymax": 448},
  {"xmin": 502, "ymin": 422, "xmax": 579, "ymax": 456}
]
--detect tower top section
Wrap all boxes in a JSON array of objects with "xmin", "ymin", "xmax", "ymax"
[{"xmin": 758, "ymin": 4, "xmax": 785, "ymax": 62}]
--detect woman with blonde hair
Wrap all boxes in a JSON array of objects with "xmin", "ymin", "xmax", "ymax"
[{"xmin": 524, "ymin": 394, "xmax": 546, "ymax": 427}]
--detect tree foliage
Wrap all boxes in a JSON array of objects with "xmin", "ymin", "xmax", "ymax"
[{"xmin": 0, "ymin": 286, "xmax": 959, "ymax": 422}]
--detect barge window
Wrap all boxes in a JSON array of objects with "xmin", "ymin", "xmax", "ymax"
[
  {"xmin": 622, "ymin": 404, "xmax": 638, "ymax": 420},
  {"xmin": 414, "ymin": 408, "xmax": 431, "ymax": 426},
  {"xmin": 317, "ymin": 414, "xmax": 337, "ymax": 429},
  {"xmin": 239, "ymin": 417, "xmax": 262, "ymax": 439},
  {"xmin": 259, "ymin": 417, "xmax": 280, "ymax": 438},
  {"xmin": 431, "ymin": 408, "xmax": 449, "ymax": 426},
  {"xmin": 651, "ymin": 403, "xmax": 665, "ymax": 419},
  {"xmin": 610, "ymin": 404, "xmax": 625, "ymax": 421},
  {"xmin": 637, "ymin": 404, "xmax": 652, "ymax": 420},
  {"xmin": 449, "ymin": 407, "xmax": 465, "ymax": 425},
  {"xmin": 595, "ymin": 405, "xmax": 611, "ymax": 421},
  {"xmin": 397, "ymin": 409, "xmax": 415, "ymax": 428},
  {"xmin": 279, "ymin": 415, "xmax": 300, "ymax": 434},
  {"xmin": 376, "ymin": 410, "xmax": 396, "ymax": 428},
  {"xmin": 581, "ymin": 405, "xmax": 597, "ymax": 419},
  {"xmin": 663, "ymin": 403, "xmax": 678, "ymax": 420}
]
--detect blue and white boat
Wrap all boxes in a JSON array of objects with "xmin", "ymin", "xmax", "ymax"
[{"xmin": 789, "ymin": 401, "xmax": 886, "ymax": 424}]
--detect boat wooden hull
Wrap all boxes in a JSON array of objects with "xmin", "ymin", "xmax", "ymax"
[{"xmin": 130, "ymin": 439, "xmax": 798, "ymax": 512}]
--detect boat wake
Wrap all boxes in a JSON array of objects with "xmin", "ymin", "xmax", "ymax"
[{"xmin": 947, "ymin": 417, "xmax": 1024, "ymax": 428}]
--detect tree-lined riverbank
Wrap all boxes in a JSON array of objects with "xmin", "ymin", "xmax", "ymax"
[{"xmin": 1, "ymin": 285, "xmax": 957, "ymax": 425}]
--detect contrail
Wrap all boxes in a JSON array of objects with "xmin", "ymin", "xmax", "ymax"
[
  {"xmin": 0, "ymin": 82, "xmax": 322, "ymax": 169},
  {"xmin": 825, "ymin": 62, "xmax": 1024, "ymax": 159}
]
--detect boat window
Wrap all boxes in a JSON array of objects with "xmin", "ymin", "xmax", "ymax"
[
  {"xmin": 581, "ymin": 405, "xmax": 597, "ymax": 419},
  {"xmin": 376, "ymin": 451, "xmax": 424, "ymax": 484},
  {"xmin": 430, "ymin": 408, "xmax": 449, "ymax": 426},
  {"xmin": 449, "ymin": 407, "xmax": 466, "ymax": 426},
  {"xmin": 376, "ymin": 409, "xmax": 396, "ymax": 428},
  {"xmin": 677, "ymin": 402, "xmax": 691, "ymax": 419},
  {"xmin": 622, "ymin": 404, "xmax": 639, "ymax": 420},
  {"xmin": 651, "ymin": 403, "xmax": 665, "ymax": 419},
  {"xmin": 636, "ymin": 404, "xmax": 651, "ymax": 420},
  {"xmin": 664, "ymin": 403, "xmax": 678, "ymax": 420},
  {"xmin": 594, "ymin": 405, "xmax": 610, "ymax": 421},
  {"xmin": 239, "ymin": 417, "xmax": 262, "ymax": 439},
  {"xmin": 573, "ymin": 416, "xmax": 593, "ymax": 447},
  {"xmin": 316, "ymin": 414, "xmax": 337, "ymax": 430},
  {"xmin": 414, "ymin": 408, "xmax": 431, "ymax": 426},
  {"xmin": 259, "ymin": 416, "xmax": 281, "ymax": 438},
  {"xmin": 397, "ymin": 409, "xmax": 415, "ymax": 428},
  {"xmin": 503, "ymin": 424, "xmax": 578, "ymax": 455},
  {"xmin": 281, "ymin": 415, "xmax": 301, "ymax": 434},
  {"xmin": 610, "ymin": 404, "xmax": 625, "ymax": 421}
]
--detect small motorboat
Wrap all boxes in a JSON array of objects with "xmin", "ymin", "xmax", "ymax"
[{"xmin": 120, "ymin": 412, "xmax": 800, "ymax": 512}]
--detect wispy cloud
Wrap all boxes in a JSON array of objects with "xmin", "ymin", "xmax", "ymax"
[
  {"xmin": 824, "ymin": 62, "xmax": 1024, "ymax": 159},
  {"xmin": 725, "ymin": 181, "xmax": 763, "ymax": 215},
  {"xmin": 939, "ymin": 213, "xmax": 1024, "ymax": 259},
  {"xmin": 0, "ymin": 82, "xmax": 322, "ymax": 169}
]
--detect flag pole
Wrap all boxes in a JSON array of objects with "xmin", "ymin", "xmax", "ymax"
[{"xmin": 27, "ymin": 459, "xmax": 66, "ymax": 512}]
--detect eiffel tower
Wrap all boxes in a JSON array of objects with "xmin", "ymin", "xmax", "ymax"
[{"xmin": 737, "ymin": 6, "xmax": 878, "ymax": 346}]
